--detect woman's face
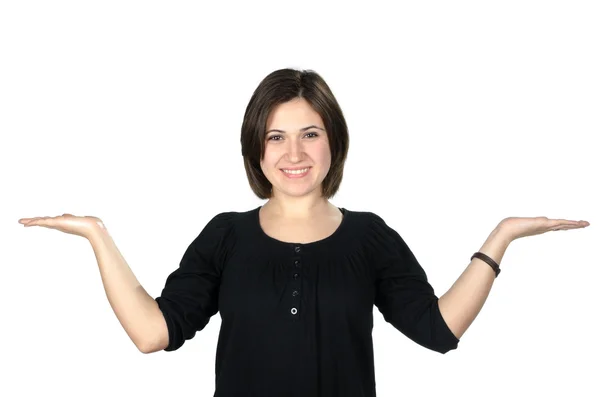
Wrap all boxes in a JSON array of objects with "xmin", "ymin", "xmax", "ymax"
[{"xmin": 260, "ymin": 97, "xmax": 331, "ymax": 199}]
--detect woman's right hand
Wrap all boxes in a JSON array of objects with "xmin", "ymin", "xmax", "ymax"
[{"xmin": 18, "ymin": 213, "xmax": 106, "ymax": 239}]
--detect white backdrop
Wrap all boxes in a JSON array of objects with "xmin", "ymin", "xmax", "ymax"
[{"xmin": 1, "ymin": 1, "xmax": 598, "ymax": 396}]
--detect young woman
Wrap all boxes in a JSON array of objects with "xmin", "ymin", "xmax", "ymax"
[{"xmin": 18, "ymin": 68, "xmax": 590, "ymax": 397}]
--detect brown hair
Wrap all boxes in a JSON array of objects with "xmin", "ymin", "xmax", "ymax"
[{"xmin": 240, "ymin": 68, "xmax": 350, "ymax": 199}]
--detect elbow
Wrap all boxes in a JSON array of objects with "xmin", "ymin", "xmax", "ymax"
[
  {"xmin": 137, "ymin": 330, "xmax": 170, "ymax": 353},
  {"xmin": 435, "ymin": 331, "xmax": 461, "ymax": 354},
  {"xmin": 138, "ymin": 343, "xmax": 153, "ymax": 354},
  {"xmin": 137, "ymin": 308, "xmax": 171, "ymax": 353},
  {"xmin": 424, "ymin": 339, "xmax": 459, "ymax": 355},
  {"xmin": 135, "ymin": 338, "xmax": 154, "ymax": 354},
  {"xmin": 438, "ymin": 343, "xmax": 459, "ymax": 354},
  {"xmin": 134, "ymin": 328, "xmax": 167, "ymax": 354},
  {"xmin": 136, "ymin": 338, "xmax": 164, "ymax": 354}
]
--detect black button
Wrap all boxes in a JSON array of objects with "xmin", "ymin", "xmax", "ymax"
[
  {"xmin": 294, "ymin": 246, "xmax": 301, "ymax": 253},
  {"xmin": 293, "ymin": 273, "xmax": 299, "ymax": 279},
  {"xmin": 294, "ymin": 260, "xmax": 299, "ymax": 265},
  {"xmin": 292, "ymin": 290, "xmax": 299, "ymax": 296}
]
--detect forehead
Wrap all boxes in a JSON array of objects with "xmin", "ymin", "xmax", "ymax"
[{"xmin": 266, "ymin": 98, "xmax": 324, "ymax": 128}]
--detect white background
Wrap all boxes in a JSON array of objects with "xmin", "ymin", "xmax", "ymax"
[{"xmin": 1, "ymin": 1, "xmax": 598, "ymax": 396}]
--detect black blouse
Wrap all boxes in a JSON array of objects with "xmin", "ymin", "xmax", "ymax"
[{"xmin": 155, "ymin": 206, "xmax": 459, "ymax": 397}]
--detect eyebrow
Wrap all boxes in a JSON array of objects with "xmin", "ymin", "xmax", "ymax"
[{"xmin": 266, "ymin": 125, "xmax": 325, "ymax": 134}]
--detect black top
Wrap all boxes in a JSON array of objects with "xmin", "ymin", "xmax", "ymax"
[{"xmin": 155, "ymin": 206, "xmax": 459, "ymax": 397}]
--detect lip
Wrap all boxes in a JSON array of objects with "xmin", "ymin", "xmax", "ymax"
[
  {"xmin": 281, "ymin": 167, "xmax": 311, "ymax": 178},
  {"xmin": 280, "ymin": 166, "xmax": 312, "ymax": 171}
]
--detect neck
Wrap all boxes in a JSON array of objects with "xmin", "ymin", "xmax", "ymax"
[{"xmin": 263, "ymin": 196, "xmax": 333, "ymax": 221}]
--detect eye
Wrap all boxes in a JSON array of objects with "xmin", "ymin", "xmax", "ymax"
[{"xmin": 267, "ymin": 132, "xmax": 319, "ymax": 141}]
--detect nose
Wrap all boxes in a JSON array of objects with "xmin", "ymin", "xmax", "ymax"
[{"xmin": 286, "ymin": 136, "xmax": 304, "ymax": 161}]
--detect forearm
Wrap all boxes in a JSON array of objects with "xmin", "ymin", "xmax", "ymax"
[
  {"xmin": 438, "ymin": 225, "xmax": 512, "ymax": 340},
  {"xmin": 87, "ymin": 224, "xmax": 164, "ymax": 352}
]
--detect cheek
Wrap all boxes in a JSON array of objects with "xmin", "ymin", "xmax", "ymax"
[
  {"xmin": 260, "ymin": 156, "xmax": 277, "ymax": 173},
  {"xmin": 317, "ymin": 146, "xmax": 332, "ymax": 165}
]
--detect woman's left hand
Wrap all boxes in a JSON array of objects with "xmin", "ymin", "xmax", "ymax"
[{"xmin": 499, "ymin": 216, "xmax": 590, "ymax": 241}]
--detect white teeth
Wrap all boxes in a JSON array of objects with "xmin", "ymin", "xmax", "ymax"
[{"xmin": 282, "ymin": 168, "xmax": 309, "ymax": 174}]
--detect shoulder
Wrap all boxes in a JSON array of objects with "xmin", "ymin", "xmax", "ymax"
[
  {"xmin": 344, "ymin": 208, "xmax": 404, "ymax": 249},
  {"xmin": 343, "ymin": 207, "xmax": 389, "ymax": 230},
  {"xmin": 198, "ymin": 206, "xmax": 260, "ymax": 237},
  {"xmin": 187, "ymin": 209, "xmax": 253, "ymax": 260},
  {"xmin": 205, "ymin": 206, "xmax": 256, "ymax": 223},
  {"xmin": 340, "ymin": 207, "xmax": 397, "ymax": 246}
]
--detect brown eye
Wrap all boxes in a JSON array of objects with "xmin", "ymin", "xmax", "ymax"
[{"xmin": 268, "ymin": 133, "xmax": 318, "ymax": 141}]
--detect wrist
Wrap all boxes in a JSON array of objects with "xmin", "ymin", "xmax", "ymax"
[
  {"xmin": 494, "ymin": 221, "xmax": 516, "ymax": 244},
  {"xmin": 85, "ymin": 219, "xmax": 110, "ymax": 242}
]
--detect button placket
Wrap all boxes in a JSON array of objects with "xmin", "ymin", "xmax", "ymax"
[{"xmin": 290, "ymin": 245, "xmax": 302, "ymax": 319}]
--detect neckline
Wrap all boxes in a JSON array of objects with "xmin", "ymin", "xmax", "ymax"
[{"xmin": 254, "ymin": 205, "xmax": 348, "ymax": 247}]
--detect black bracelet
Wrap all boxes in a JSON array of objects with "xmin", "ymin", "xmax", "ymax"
[{"xmin": 471, "ymin": 252, "xmax": 501, "ymax": 278}]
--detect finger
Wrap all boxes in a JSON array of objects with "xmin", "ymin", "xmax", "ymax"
[
  {"xmin": 19, "ymin": 217, "xmax": 41, "ymax": 223},
  {"xmin": 550, "ymin": 218, "xmax": 579, "ymax": 224},
  {"xmin": 21, "ymin": 215, "xmax": 61, "ymax": 226},
  {"xmin": 24, "ymin": 217, "xmax": 52, "ymax": 228},
  {"xmin": 562, "ymin": 220, "xmax": 589, "ymax": 227},
  {"xmin": 549, "ymin": 219, "xmax": 586, "ymax": 228},
  {"xmin": 23, "ymin": 219, "xmax": 41, "ymax": 227},
  {"xmin": 551, "ymin": 222, "xmax": 589, "ymax": 231}
]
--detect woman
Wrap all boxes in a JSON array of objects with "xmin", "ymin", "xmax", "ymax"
[{"xmin": 18, "ymin": 68, "xmax": 590, "ymax": 397}]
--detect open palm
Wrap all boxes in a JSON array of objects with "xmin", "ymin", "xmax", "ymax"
[
  {"xmin": 500, "ymin": 216, "xmax": 589, "ymax": 241},
  {"xmin": 18, "ymin": 214, "xmax": 105, "ymax": 239}
]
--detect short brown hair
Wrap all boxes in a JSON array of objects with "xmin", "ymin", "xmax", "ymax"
[{"xmin": 240, "ymin": 68, "xmax": 350, "ymax": 199}]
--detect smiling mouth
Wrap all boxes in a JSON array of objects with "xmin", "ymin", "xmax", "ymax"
[{"xmin": 281, "ymin": 167, "xmax": 311, "ymax": 176}]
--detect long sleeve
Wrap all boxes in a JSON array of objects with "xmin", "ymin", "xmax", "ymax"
[
  {"xmin": 368, "ymin": 213, "xmax": 459, "ymax": 354},
  {"xmin": 155, "ymin": 212, "xmax": 235, "ymax": 351}
]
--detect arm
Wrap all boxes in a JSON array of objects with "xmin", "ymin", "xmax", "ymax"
[
  {"xmin": 437, "ymin": 215, "xmax": 588, "ymax": 340},
  {"xmin": 87, "ymin": 223, "xmax": 168, "ymax": 353},
  {"xmin": 437, "ymin": 225, "xmax": 512, "ymax": 340}
]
